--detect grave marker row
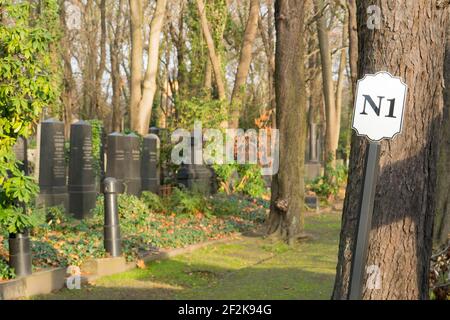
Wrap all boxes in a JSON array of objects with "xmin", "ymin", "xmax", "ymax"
[{"xmin": 35, "ymin": 120, "xmax": 160, "ymax": 219}]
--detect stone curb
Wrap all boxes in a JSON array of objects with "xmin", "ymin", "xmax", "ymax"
[{"xmin": 0, "ymin": 268, "xmax": 66, "ymax": 300}]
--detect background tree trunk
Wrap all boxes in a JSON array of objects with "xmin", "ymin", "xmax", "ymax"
[
  {"xmin": 267, "ymin": 0, "xmax": 307, "ymax": 244},
  {"xmin": 135, "ymin": 0, "xmax": 168, "ymax": 135},
  {"xmin": 129, "ymin": 0, "xmax": 144, "ymax": 131},
  {"xmin": 346, "ymin": 0, "xmax": 358, "ymax": 100},
  {"xmin": 93, "ymin": 0, "xmax": 106, "ymax": 119},
  {"xmin": 196, "ymin": 0, "xmax": 226, "ymax": 101},
  {"xmin": 334, "ymin": 15, "xmax": 348, "ymax": 159},
  {"xmin": 110, "ymin": 0, "xmax": 125, "ymax": 133},
  {"xmin": 315, "ymin": 0, "xmax": 339, "ymax": 169},
  {"xmin": 229, "ymin": 0, "xmax": 260, "ymax": 129},
  {"xmin": 434, "ymin": 21, "xmax": 450, "ymax": 247},
  {"xmin": 332, "ymin": 0, "xmax": 448, "ymax": 300},
  {"xmin": 60, "ymin": 0, "xmax": 76, "ymax": 138}
]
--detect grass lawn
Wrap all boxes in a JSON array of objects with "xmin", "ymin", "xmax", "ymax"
[{"xmin": 34, "ymin": 210, "xmax": 341, "ymax": 300}]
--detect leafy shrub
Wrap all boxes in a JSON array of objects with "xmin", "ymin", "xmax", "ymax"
[
  {"xmin": 169, "ymin": 188, "xmax": 211, "ymax": 217},
  {"xmin": 87, "ymin": 119, "xmax": 104, "ymax": 178},
  {"xmin": 0, "ymin": 207, "xmax": 39, "ymax": 234},
  {"xmin": 0, "ymin": 258, "xmax": 15, "ymax": 280},
  {"xmin": 174, "ymin": 97, "xmax": 228, "ymax": 129},
  {"xmin": 140, "ymin": 191, "xmax": 165, "ymax": 212},
  {"xmin": 213, "ymin": 164, "xmax": 266, "ymax": 198},
  {"xmin": 208, "ymin": 194, "xmax": 246, "ymax": 216},
  {"xmin": 0, "ymin": 0, "xmax": 59, "ymax": 236},
  {"xmin": 308, "ymin": 164, "xmax": 348, "ymax": 199}
]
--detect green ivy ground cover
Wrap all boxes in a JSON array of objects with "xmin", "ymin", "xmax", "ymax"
[{"xmin": 0, "ymin": 191, "xmax": 267, "ymax": 280}]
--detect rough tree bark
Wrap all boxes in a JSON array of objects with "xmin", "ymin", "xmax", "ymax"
[
  {"xmin": 229, "ymin": 0, "xmax": 260, "ymax": 129},
  {"xmin": 332, "ymin": 0, "xmax": 448, "ymax": 300},
  {"xmin": 267, "ymin": 0, "xmax": 307, "ymax": 244},
  {"xmin": 196, "ymin": 0, "xmax": 226, "ymax": 101},
  {"xmin": 434, "ymin": 21, "xmax": 450, "ymax": 247}
]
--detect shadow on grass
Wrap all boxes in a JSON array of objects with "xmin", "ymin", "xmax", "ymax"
[{"xmin": 36, "ymin": 259, "xmax": 335, "ymax": 300}]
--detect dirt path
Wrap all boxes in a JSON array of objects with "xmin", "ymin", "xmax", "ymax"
[{"xmin": 34, "ymin": 211, "xmax": 341, "ymax": 300}]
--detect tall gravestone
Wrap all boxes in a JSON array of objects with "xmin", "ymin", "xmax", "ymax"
[
  {"xmin": 106, "ymin": 133, "xmax": 141, "ymax": 196},
  {"xmin": 141, "ymin": 134, "xmax": 160, "ymax": 194},
  {"xmin": 38, "ymin": 119, "xmax": 68, "ymax": 209},
  {"xmin": 68, "ymin": 121, "xmax": 97, "ymax": 219}
]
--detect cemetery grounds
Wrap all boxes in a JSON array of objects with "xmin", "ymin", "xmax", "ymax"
[{"xmin": 32, "ymin": 202, "xmax": 342, "ymax": 300}]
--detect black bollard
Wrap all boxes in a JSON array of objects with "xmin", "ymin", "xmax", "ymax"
[
  {"xmin": 9, "ymin": 230, "xmax": 32, "ymax": 277},
  {"xmin": 103, "ymin": 177, "xmax": 122, "ymax": 257}
]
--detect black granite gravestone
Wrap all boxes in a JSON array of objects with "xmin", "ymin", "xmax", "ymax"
[
  {"xmin": 68, "ymin": 121, "xmax": 97, "ymax": 219},
  {"xmin": 177, "ymin": 137, "xmax": 217, "ymax": 195},
  {"xmin": 106, "ymin": 133, "xmax": 141, "ymax": 196},
  {"xmin": 106, "ymin": 132, "xmax": 126, "ymax": 194},
  {"xmin": 123, "ymin": 133, "xmax": 141, "ymax": 196},
  {"xmin": 141, "ymin": 134, "xmax": 160, "ymax": 194},
  {"xmin": 38, "ymin": 119, "xmax": 68, "ymax": 208}
]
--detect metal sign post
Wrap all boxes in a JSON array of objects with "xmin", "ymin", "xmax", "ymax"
[
  {"xmin": 348, "ymin": 71, "xmax": 407, "ymax": 300},
  {"xmin": 348, "ymin": 142, "xmax": 381, "ymax": 300}
]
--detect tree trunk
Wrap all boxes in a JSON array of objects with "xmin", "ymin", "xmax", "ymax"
[
  {"xmin": 345, "ymin": 0, "xmax": 358, "ymax": 164},
  {"xmin": 110, "ymin": 0, "xmax": 125, "ymax": 133},
  {"xmin": 135, "ymin": 0, "xmax": 168, "ymax": 135},
  {"xmin": 258, "ymin": 0, "xmax": 276, "ymax": 125},
  {"xmin": 315, "ymin": 1, "xmax": 338, "ymax": 168},
  {"xmin": 334, "ymin": 15, "xmax": 348, "ymax": 159},
  {"xmin": 129, "ymin": 0, "xmax": 144, "ymax": 131},
  {"xmin": 332, "ymin": 0, "xmax": 448, "ymax": 300},
  {"xmin": 60, "ymin": 0, "xmax": 76, "ymax": 138},
  {"xmin": 82, "ymin": 0, "xmax": 98, "ymax": 119},
  {"xmin": 307, "ymin": 38, "xmax": 322, "ymax": 162},
  {"xmin": 93, "ymin": 0, "xmax": 106, "ymax": 119},
  {"xmin": 204, "ymin": 58, "xmax": 212, "ymax": 96},
  {"xmin": 229, "ymin": 0, "xmax": 260, "ymax": 129},
  {"xmin": 434, "ymin": 21, "xmax": 450, "ymax": 247},
  {"xmin": 267, "ymin": 0, "xmax": 307, "ymax": 244},
  {"xmin": 196, "ymin": 0, "xmax": 226, "ymax": 101},
  {"xmin": 346, "ymin": 0, "xmax": 358, "ymax": 100}
]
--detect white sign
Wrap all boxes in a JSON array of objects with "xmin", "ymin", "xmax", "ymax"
[{"xmin": 352, "ymin": 71, "xmax": 407, "ymax": 142}]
